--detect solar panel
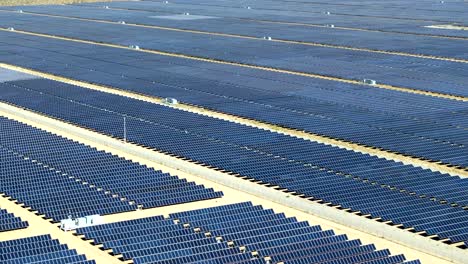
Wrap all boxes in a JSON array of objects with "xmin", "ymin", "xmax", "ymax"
[
  {"xmin": 0, "ymin": 208, "xmax": 28, "ymax": 233},
  {"xmin": 0, "ymin": 235, "xmax": 95, "ymax": 264},
  {"xmin": 0, "ymin": 76, "xmax": 465, "ymax": 241},
  {"xmin": 0, "ymin": 117, "xmax": 222, "ymax": 222},
  {"xmin": 76, "ymin": 203, "xmax": 419, "ymax": 263},
  {"xmin": 0, "ymin": 34, "xmax": 466, "ymax": 168}
]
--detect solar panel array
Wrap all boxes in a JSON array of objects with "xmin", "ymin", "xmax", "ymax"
[
  {"xmin": 1, "ymin": 4, "xmax": 467, "ymax": 61},
  {"xmin": 0, "ymin": 32, "xmax": 466, "ymax": 168},
  {"xmin": 3, "ymin": 1, "xmax": 468, "ymax": 38},
  {"xmin": 0, "ymin": 117, "xmax": 222, "ymax": 222},
  {"xmin": 76, "ymin": 202, "xmax": 420, "ymax": 264},
  {"xmin": 1, "ymin": 77, "xmax": 467, "ymax": 205},
  {"xmin": 0, "ymin": 208, "xmax": 28, "ymax": 233},
  {"xmin": 79, "ymin": 0, "xmax": 468, "ymax": 31},
  {"xmin": 0, "ymin": 5, "xmax": 467, "ymax": 98},
  {"xmin": 1, "ymin": 76, "xmax": 467, "ymax": 245},
  {"xmin": 0, "ymin": 234, "xmax": 95, "ymax": 263},
  {"xmin": 0, "ymin": 0, "xmax": 466, "ymax": 262}
]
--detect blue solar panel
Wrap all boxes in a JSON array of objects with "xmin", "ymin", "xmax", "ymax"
[
  {"xmin": 4, "ymin": 2, "xmax": 468, "ymax": 39},
  {"xmin": 76, "ymin": 203, "xmax": 419, "ymax": 263},
  {"xmin": 0, "ymin": 208, "xmax": 28, "ymax": 233},
  {"xmin": 1, "ymin": 4, "xmax": 467, "ymax": 61},
  {"xmin": 0, "ymin": 78, "xmax": 466, "ymax": 206},
  {"xmin": 0, "ymin": 75, "xmax": 465, "ymax": 242},
  {"xmin": 0, "ymin": 0, "xmax": 465, "ymax": 257},
  {"xmin": 0, "ymin": 235, "xmax": 95, "ymax": 263},
  {"xmin": 0, "ymin": 117, "xmax": 222, "ymax": 222},
  {"xmin": 78, "ymin": 0, "xmax": 468, "ymax": 26},
  {"xmin": 0, "ymin": 8, "xmax": 467, "ymax": 98},
  {"xmin": 0, "ymin": 32, "xmax": 467, "ymax": 168}
]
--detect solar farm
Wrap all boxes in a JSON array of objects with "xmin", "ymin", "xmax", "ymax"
[{"xmin": 0, "ymin": 0, "xmax": 467, "ymax": 263}]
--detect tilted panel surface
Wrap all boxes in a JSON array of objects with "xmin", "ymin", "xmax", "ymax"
[
  {"xmin": 0, "ymin": 33, "xmax": 467, "ymax": 167},
  {"xmin": 0, "ymin": 234, "xmax": 95, "ymax": 264},
  {"xmin": 79, "ymin": 0, "xmax": 468, "ymax": 29},
  {"xmin": 0, "ymin": 117, "xmax": 222, "ymax": 221},
  {"xmin": 1, "ymin": 76, "xmax": 467, "ymax": 245},
  {"xmin": 0, "ymin": 11, "xmax": 468, "ymax": 98},
  {"xmin": 76, "ymin": 202, "xmax": 420, "ymax": 264},
  {"xmin": 0, "ymin": 208, "xmax": 28, "ymax": 233}
]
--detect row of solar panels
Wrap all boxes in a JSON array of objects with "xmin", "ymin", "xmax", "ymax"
[
  {"xmin": 2, "ymin": 78, "xmax": 467, "ymax": 208},
  {"xmin": 7, "ymin": 1, "xmax": 468, "ymax": 39},
  {"xmin": 2, "ymin": 33, "xmax": 465, "ymax": 129},
  {"xmin": 0, "ymin": 35, "xmax": 467, "ymax": 168},
  {"xmin": 0, "ymin": 234, "xmax": 95, "ymax": 264},
  {"xmin": 0, "ymin": 208, "xmax": 28, "ymax": 233},
  {"xmin": 0, "ymin": 118, "xmax": 422, "ymax": 264},
  {"xmin": 76, "ymin": 202, "xmax": 421, "ymax": 264},
  {"xmin": 0, "ymin": 117, "xmax": 222, "ymax": 222},
  {"xmin": 94, "ymin": 0, "xmax": 467, "ymax": 24},
  {"xmin": 2, "ymin": 11, "xmax": 468, "ymax": 99},
  {"xmin": 83, "ymin": 2, "xmax": 467, "ymax": 39},
  {"xmin": 1, "ymin": 76, "xmax": 466, "ymax": 246}
]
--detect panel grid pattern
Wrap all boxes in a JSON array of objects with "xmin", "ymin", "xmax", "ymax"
[
  {"xmin": 0, "ymin": 234, "xmax": 95, "ymax": 264},
  {"xmin": 0, "ymin": 208, "xmax": 28, "ymax": 233},
  {"xmin": 0, "ymin": 35, "xmax": 466, "ymax": 168},
  {"xmin": 76, "ymin": 202, "xmax": 421, "ymax": 264},
  {"xmin": 0, "ymin": 78, "xmax": 466, "ymax": 244},
  {"xmin": 0, "ymin": 117, "xmax": 222, "ymax": 221}
]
